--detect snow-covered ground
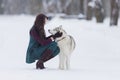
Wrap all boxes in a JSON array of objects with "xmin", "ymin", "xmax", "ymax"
[{"xmin": 0, "ymin": 15, "xmax": 120, "ymax": 80}]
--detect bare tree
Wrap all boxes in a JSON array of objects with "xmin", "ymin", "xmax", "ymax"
[
  {"xmin": 86, "ymin": 0, "xmax": 94, "ymax": 20},
  {"xmin": 29, "ymin": 0, "xmax": 42, "ymax": 15},
  {"xmin": 110, "ymin": 0, "xmax": 119, "ymax": 26},
  {"xmin": 42, "ymin": 0, "xmax": 65, "ymax": 14},
  {"xmin": 94, "ymin": 0, "xmax": 104, "ymax": 23},
  {"xmin": 0, "ymin": 0, "xmax": 4, "ymax": 14},
  {"xmin": 1, "ymin": 0, "xmax": 119, "ymax": 18}
]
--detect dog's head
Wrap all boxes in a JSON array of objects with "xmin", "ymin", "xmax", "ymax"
[{"xmin": 48, "ymin": 25, "xmax": 67, "ymax": 41}]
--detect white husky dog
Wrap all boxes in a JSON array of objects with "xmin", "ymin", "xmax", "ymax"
[{"xmin": 48, "ymin": 25, "xmax": 75, "ymax": 70}]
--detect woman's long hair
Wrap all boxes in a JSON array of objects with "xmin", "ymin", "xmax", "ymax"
[
  {"xmin": 33, "ymin": 14, "xmax": 48, "ymax": 39},
  {"xmin": 34, "ymin": 14, "xmax": 48, "ymax": 30}
]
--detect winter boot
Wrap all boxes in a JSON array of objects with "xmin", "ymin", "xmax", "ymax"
[
  {"xmin": 36, "ymin": 49, "xmax": 54, "ymax": 69},
  {"xmin": 36, "ymin": 60, "xmax": 45, "ymax": 69}
]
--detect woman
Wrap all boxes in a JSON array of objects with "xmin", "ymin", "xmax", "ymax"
[{"xmin": 26, "ymin": 14, "xmax": 62, "ymax": 69}]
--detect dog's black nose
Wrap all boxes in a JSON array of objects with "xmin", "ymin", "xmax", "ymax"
[{"xmin": 48, "ymin": 29, "xmax": 50, "ymax": 32}]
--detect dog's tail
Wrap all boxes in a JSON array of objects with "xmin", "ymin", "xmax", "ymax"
[{"xmin": 69, "ymin": 35, "xmax": 76, "ymax": 52}]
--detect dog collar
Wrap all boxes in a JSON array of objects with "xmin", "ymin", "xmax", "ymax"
[{"xmin": 56, "ymin": 37, "xmax": 66, "ymax": 42}]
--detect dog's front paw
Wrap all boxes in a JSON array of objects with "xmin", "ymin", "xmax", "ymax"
[
  {"xmin": 59, "ymin": 68, "xmax": 64, "ymax": 70},
  {"xmin": 59, "ymin": 66, "xmax": 65, "ymax": 70}
]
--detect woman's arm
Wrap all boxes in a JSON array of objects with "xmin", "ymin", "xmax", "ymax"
[
  {"xmin": 30, "ymin": 28, "xmax": 52, "ymax": 46},
  {"xmin": 46, "ymin": 35, "xmax": 53, "ymax": 39}
]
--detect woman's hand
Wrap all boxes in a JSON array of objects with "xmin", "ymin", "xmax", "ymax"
[
  {"xmin": 52, "ymin": 32, "xmax": 62, "ymax": 39},
  {"xmin": 50, "ymin": 37, "xmax": 54, "ymax": 41}
]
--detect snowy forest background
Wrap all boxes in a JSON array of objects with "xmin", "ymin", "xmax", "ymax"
[
  {"xmin": 0, "ymin": 0, "xmax": 120, "ymax": 25},
  {"xmin": 0, "ymin": 0, "xmax": 120, "ymax": 80}
]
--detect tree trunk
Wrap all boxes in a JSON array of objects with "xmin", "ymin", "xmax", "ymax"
[
  {"xmin": 83, "ymin": 0, "xmax": 88, "ymax": 17},
  {"xmin": 0, "ymin": 0, "xmax": 3, "ymax": 14},
  {"xmin": 87, "ymin": 6, "xmax": 93, "ymax": 20},
  {"xmin": 86, "ymin": 0, "xmax": 93, "ymax": 20},
  {"xmin": 110, "ymin": 0, "xmax": 119, "ymax": 26},
  {"xmin": 94, "ymin": 0, "xmax": 104, "ymax": 23}
]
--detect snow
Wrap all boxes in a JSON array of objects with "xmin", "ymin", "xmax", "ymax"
[{"xmin": 0, "ymin": 15, "xmax": 120, "ymax": 80}]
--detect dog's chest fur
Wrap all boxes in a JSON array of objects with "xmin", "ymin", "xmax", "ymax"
[{"xmin": 57, "ymin": 35, "xmax": 73, "ymax": 55}]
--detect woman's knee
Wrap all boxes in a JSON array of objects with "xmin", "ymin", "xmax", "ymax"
[
  {"xmin": 48, "ymin": 41, "xmax": 58, "ymax": 48},
  {"xmin": 52, "ymin": 47, "xmax": 60, "ymax": 56}
]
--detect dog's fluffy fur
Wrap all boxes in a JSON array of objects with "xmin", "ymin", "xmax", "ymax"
[{"xmin": 48, "ymin": 25, "xmax": 75, "ymax": 70}]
